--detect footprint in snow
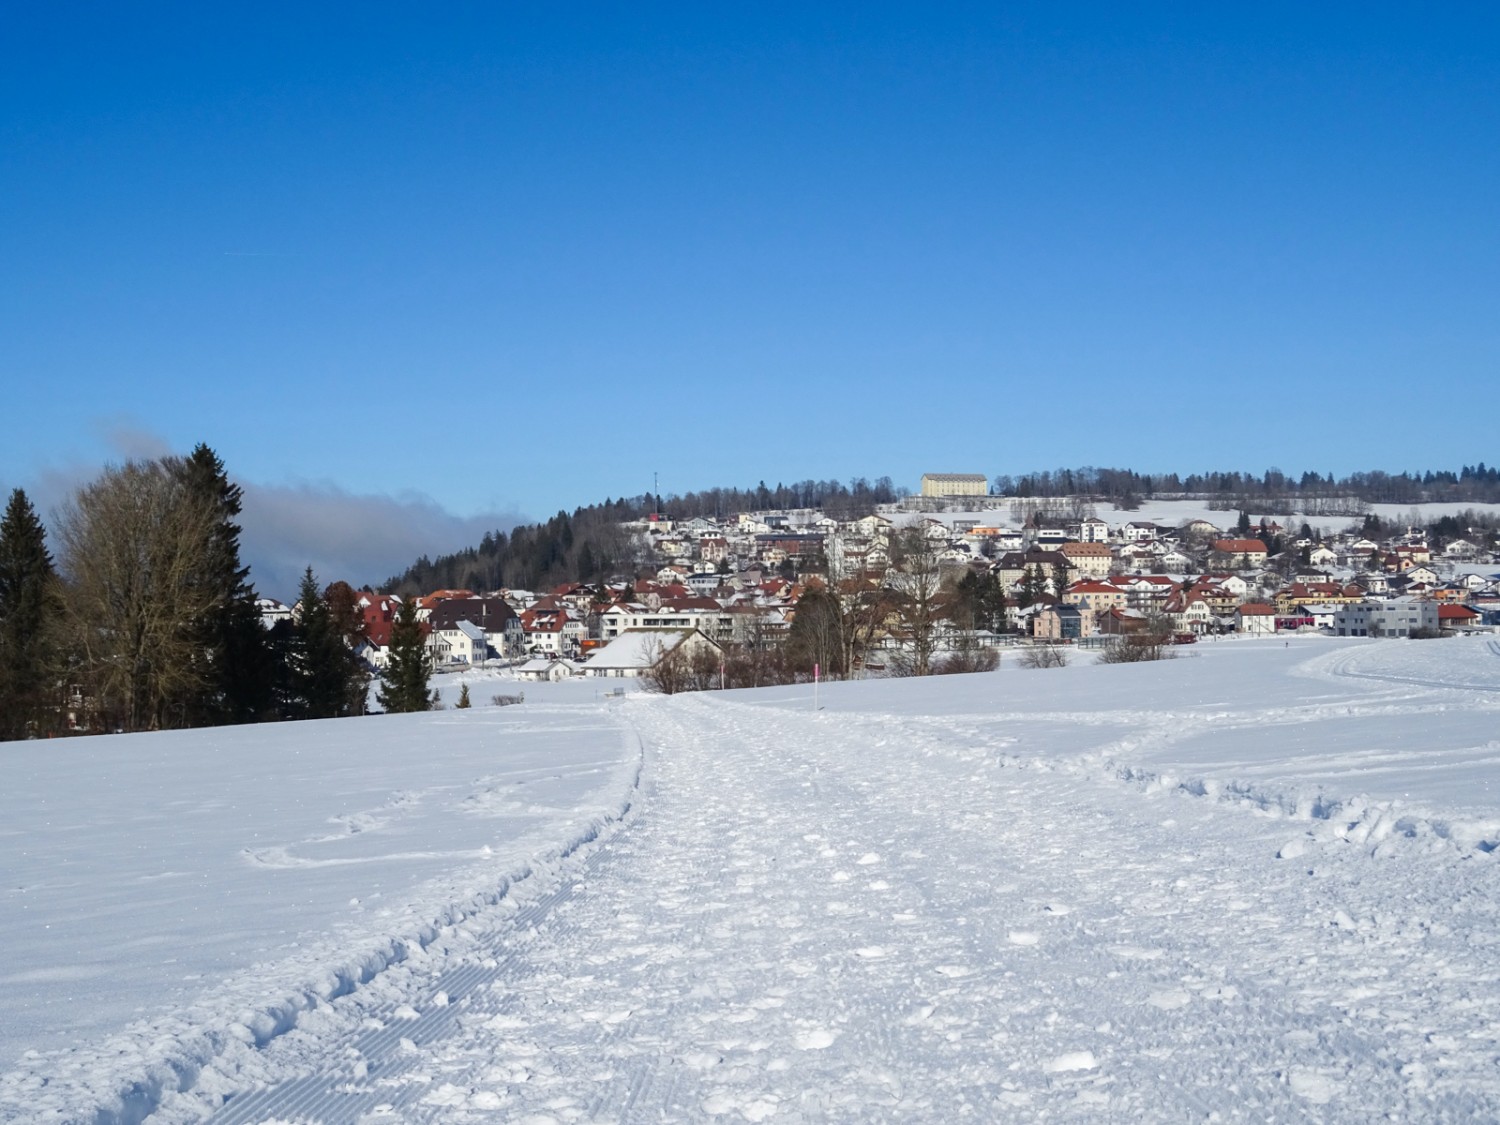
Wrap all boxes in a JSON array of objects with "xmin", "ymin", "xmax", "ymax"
[
  {"xmin": 1287, "ymin": 1068, "xmax": 1340, "ymax": 1104},
  {"xmin": 793, "ymin": 1027, "xmax": 839, "ymax": 1050},
  {"xmin": 1043, "ymin": 1050, "xmax": 1097, "ymax": 1074},
  {"xmin": 1107, "ymin": 945, "xmax": 1164, "ymax": 961},
  {"xmin": 702, "ymin": 1093, "xmax": 780, "ymax": 1120},
  {"xmin": 1146, "ymin": 989, "xmax": 1191, "ymax": 1010},
  {"xmin": 1278, "ymin": 838, "xmax": 1309, "ymax": 860}
]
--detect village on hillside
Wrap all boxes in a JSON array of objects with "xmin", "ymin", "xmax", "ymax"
[{"xmin": 257, "ymin": 473, "xmax": 1500, "ymax": 687}]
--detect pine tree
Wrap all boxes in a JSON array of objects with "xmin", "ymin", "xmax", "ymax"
[
  {"xmin": 294, "ymin": 567, "xmax": 366, "ymax": 719},
  {"xmin": 456, "ymin": 682, "xmax": 471, "ymax": 709},
  {"xmin": 0, "ymin": 489, "xmax": 59, "ymax": 739},
  {"xmin": 1017, "ymin": 565, "xmax": 1051, "ymax": 608},
  {"xmin": 175, "ymin": 444, "xmax": 272, "ymax": 725},
  {"xmin": 377, "ymin": 596, "xmax": 434, "ymax": 713},
  {"xmin": 956, "ymin": 570, "xmax": 1008, "ymax": 634}
]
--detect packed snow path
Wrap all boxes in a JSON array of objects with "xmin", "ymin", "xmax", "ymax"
[{"xmin": 200, "ymin": 652, "xmax": 1500, "ymax": 1122}]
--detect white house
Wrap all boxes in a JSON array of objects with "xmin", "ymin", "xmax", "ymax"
[
  {"xmin": 1235, "ymin": 603, "xmax": 1277, "ymax": 636},
  {"xmin": 514, "ymin": 657, "xmax": 580, "ymax": 682},
  {"xmin": 256, "ymin": 598, "xmax": 293, "ymax": 628},
  {"xmin": 1078, "ymin": 517, "xmax": 1110, "ymax": 543},
  {"xmin": 1300, "ymin": 603, "xmax": 1341, "ymax": 631},
  {"xmin": 428, "ymin": 620, "xmax": 487, "ymax": 665},
  {"xmin": 685, "ymin": 572, "xmax": 722, "ymax": 596}
]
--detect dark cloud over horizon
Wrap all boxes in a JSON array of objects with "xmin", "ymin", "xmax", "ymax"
[{"xmin": 240, "ymin": 481, "xmax": 524, "ymax": 602}]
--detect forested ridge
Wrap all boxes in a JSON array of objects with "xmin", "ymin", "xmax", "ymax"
[
  {"xmin": 386, "ymin": 464, "xmax": 1500, "ymax": 594},
  {"xmin": 384, "ymin": 477, "xmax": 900, "ymax": 593},
  {"xmin": 997, "ymin": 464, "xmax": 1500, "ymax": 505}
]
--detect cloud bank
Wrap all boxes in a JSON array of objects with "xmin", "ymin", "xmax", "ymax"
[
  {"xmin": 240, "ymin": 482, "xmax": 525, "ymax": 601},
  {"xmin": 0, "ymin": 422, "xmax": 525, "ymax": 602}
]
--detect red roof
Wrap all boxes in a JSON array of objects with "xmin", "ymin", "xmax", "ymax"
[
  {"xmin": 663, "ymin": 596, "xmax": 722, "ymax": 612},
  {"xmin": 1438, "ymin": 603, "xmax": 1479, "ymax": 619},
  {"xmin": 364, "ymin": 618, "xmax": 428, "ymax": 649},
  {"xmin": 1212, "ymin": 539, "xmax": 1269, "ymax": 554}
]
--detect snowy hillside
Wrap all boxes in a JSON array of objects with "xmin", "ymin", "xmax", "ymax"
[
  {"xmin": 5, "ymin": 637, "xmax": 1500, "ymax": 1121},
  {"xmin": 939, "ymin": 497, "xmax": 1500, "ymax": 535}
]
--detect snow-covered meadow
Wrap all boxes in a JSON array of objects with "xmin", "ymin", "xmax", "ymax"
[
  {"xmin": 4, "ymin": 635, "xmax": 1500, "ymax": 1121},
  {"xmin": 937, "ymin": 497, "xmax": 1500, "ymax": 536}
]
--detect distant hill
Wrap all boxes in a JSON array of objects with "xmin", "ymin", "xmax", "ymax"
[{"xmin": 385, "ymin": 465, "xmax": 1500, "ymax": 593}]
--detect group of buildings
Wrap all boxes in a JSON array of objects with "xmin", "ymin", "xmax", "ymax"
[{"xmin": 257, "ymin": 494, "xmax": 1500, "ymax": 680}]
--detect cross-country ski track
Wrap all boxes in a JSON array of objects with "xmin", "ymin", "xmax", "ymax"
[{"xmin": 5, "ymin": 636, "xmax": 1500, "ymax": 1122}]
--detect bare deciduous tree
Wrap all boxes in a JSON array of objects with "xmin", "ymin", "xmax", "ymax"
[
  {"xmin": 1096, "ymin": 614, "xmax": 1177, "ymax": 664},
  {"xmin": 55, "ymin": 459, "xmax": 221, "ymax": 731},
  {"xmin": 639, "ymin": 635, "xmax": 688, "ymax": 694},
  {"xmin": 933, "ymin": 644, "xmax": 1000, "ymax": 674},
  {"xmin": 1019, "ymin": 644, "xmax": 1069, "ymax": 669},
  {"xmin": 888, "ymin": 526, "xmax": 944, "ymax": 677}
]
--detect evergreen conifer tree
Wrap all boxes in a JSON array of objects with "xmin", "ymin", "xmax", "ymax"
[
  {"xmin": 1018, "ymin": 564, "xmax": 1050, "ymax": 608},
  {"xmin": 377, "ymin": 596, "xmax": 434, "ymax": 713},
  {"xmin": 294, "ymin": 567, "xmax": 366, "ymax": 718},
  {"xmin": 175, "ymin": 444, "xmax": 272, "ymax": 724},
  {"xmin": 0, "ymin": 489, "xmax": 59, "ymax": 739}
]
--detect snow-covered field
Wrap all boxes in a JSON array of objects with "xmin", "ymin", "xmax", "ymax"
[{"xmin": 5, "ymin": 636, "xmax": 1500, "ymax": 1121}]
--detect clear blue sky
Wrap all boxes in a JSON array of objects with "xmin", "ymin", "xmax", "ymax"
[{"xmin": 3, "ymin": 4, "xmax": 1497, "ymax": 593}]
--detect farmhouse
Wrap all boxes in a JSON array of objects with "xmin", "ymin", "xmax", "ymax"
[{"xmin": 583, "ymin": 629, "xmax": 723, "ymax": 679}]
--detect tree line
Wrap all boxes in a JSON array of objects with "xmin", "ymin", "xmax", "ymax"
[
  {"xmin": 995, "ymin": 464, "xmax": 1500, "ymax": 506},
  {"xmin": 0, "ymin": 446, "xmax": 435, "ymax": 741}
]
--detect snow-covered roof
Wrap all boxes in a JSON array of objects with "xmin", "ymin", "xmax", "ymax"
[{"xmin": 584, "ymin": 629, "xmax": 695, "ymax": 670}]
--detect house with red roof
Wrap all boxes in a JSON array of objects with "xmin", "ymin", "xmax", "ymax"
[
  {"xmin": 1210, "ymin": 539, "xmax": 1269, "ymax": 569},
  {"xmin": 1234, "ymin": 602, "xmax": 1277, "ymax": 636},
  {"xmin": 1438, "ymin": 603, "xmax": 1481, "ymax": 632}
]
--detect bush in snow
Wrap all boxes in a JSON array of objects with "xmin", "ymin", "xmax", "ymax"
[{"xmin": 1019, "ymin": 645, "xmax": 1068, "ymax": 669}]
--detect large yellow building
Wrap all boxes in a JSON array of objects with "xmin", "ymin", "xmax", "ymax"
[{"xmin": 920, "ymin": 473, "xmax": 989, "ymax": 499}]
